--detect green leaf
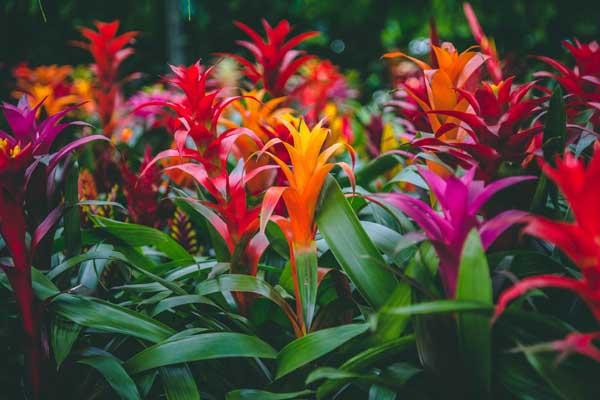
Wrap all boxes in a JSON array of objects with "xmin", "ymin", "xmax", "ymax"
[
  {"xmin": 160, "ymin": 364, "xmax": 200, "ymax": 400},
  {"xmin": 276, "ymin": 323, "xmax": 369, "ymax": 379},
  {"xmin": 226, "ymin": 389, "xmax": 313, "ymax": 400},
  {"xmin": 175, "ymin": 197, "xmax": 231, "ymax": 261},
  {"xmin": 77, "ymin": 348, "xmax": 141, "ymax": 400},
  {"xmin": 135, "ymin": 370, "xmax": 158, "ymax": 398},
  {"xmin": 523, "ymin": 348, "xmax": 598, "ymax": 400},
  {"xmin": 125, "ymin": 332, "xmax": 277, "ymax": 374},
  {"xmin": 51, "ymin": 316, "xmax": 81, "ymax": 369},
  {"xmin": 51, "ymin": 294, "xmax": 174, "ymax": 343},
  {"xmin": 379, "ymin": 300, "xmax": 492, "ymax": 316},
  {"xmin": 90, "ymin": 216, "xmax": 193, "ymax": 262},
  {"xmin": 543, "ymin": 86, "xmax": 567, "ymax": 163},
  {"xmin": 369, "ymin": 385, "xmax": 397, "ymax": 400},
  {"xmin": 317, "ymin": 177, "xmax": 398, "ymax": 308},
  {"xmin": 195, "ymin": 274, "xmax": 299, "ymax": 331},
  {"xmin": 64, "ymin": 160, "xmax": 82, "ymax": 258},
  {"xmin": 360, "ymin": 221, "xmax": 424, "ymax": 264},
  {"xmin": 49, "ymin": 247, "xmax": 187, "ymax": 295},
  {"xmin": 455, "ymin": 230, "xmax": 493, "ymax": 399},
  {"xmin": 339, "ymin": 152, "xmax": 404, "ymax": 187},
  {"xmin": 152, "ymin": 295, "xmax": 216, "ymax": 316},
  {"xmin": 294, "ymin": 243, "xmax": 318, "ymax": 330},
  {"xmin": 315, "ymin": 335, "xmax": 415, "ymax": 399}
]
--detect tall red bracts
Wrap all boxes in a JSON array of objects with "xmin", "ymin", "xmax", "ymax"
[
  {"xmin": 0, "ymin": 97, "xmax": 106, "ymax": 398},
  {"xmin": 371, "ymin": 167, "xmax": 533, "ymax": 297},
  {"xmin": 494, "ymin": 149, "xmax": 600, "ymax": 362},
  {"xmin": 219, "ymin": 19, "xmax": 319, "ymax": 97},
  {"xmin": 463, "ymin": 3, "xmax": 503, "ymax": 84},
  {"xmin": 536, "ymin": 39, "xmax": 600, "ymax": 129},
  {"xmin": 139, "ymin": 61, "xmax": 273, "ymax": 315},
  {"xmin": 76, "ymin": 20, "xmax": 138, "ymax": 136},
  {"xmin": 120, "ymin": 145, "xmax": 173, "ymax": 228}
]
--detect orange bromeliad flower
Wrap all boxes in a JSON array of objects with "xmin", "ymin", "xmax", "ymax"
[
  {"xmin": 13, "ymin": 64, "xmax": 79, "ymax": 115},
  {"xmin": 221, "ymin": 89, "xmax": 293, "ymax": 154},
  {"xmin": 259, "ymin": 118, "xmax": 354, "ymax": 333},
  {"xmin": 384, "ymin": 44, "xmax": 487, "ymax": 140},
  {"xmin": 221, "ymin": 89, "xmax": 294, "ymax": 192}
]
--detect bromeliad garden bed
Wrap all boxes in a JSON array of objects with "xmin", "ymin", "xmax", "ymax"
[{"xmin": 1, "ymin": 2, "xmax": 600, "ymax": 399}]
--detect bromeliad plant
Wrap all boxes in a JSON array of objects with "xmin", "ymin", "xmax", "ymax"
[
  {"xmin": 7, "ymin": 7, "xmax": 600, "ymax": 400},
  {"xmin": 220, "ymin": 19, "xmax": 319, "ymax": 97},
  {"xmin": 75, "ymin": 20, "xmax": 138, "ymax": 136},
  {"xmin": 414, "ymin": 77, "xmax": 547, "ymax": 181},
  {"xmin": 259, "ymin": 118, "xmax": 354, "ymax": 334},
  {"xmin": 0, "ymin": 97, "xmax": 105, "ymax": 398},
  {"xmin": 371, "ymin": 166, "xmax": 533, "ymax": 296}
]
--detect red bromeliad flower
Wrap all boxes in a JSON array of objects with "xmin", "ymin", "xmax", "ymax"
[
  {"xmin": 371, "ymin": 167, "xmax": 533, "ymax": 296},
  {"xmin": 138, "ymin": 61, "xmax": 246, "ymax": 169},
  {"xmin": 120, "ymin": 146, "xmax": 173, "ymax": 228},
  {"xmin": 76, "ymin": 20, "xmax": 138, "ymax": 136},
  {"xmin": 0, "ymin": 97, "xmax": 106, "ymax": 399},
  {"xmin": 139, "ymin": 61, "xmax": 271, "ymax": 314},
  {"xmin": 536, "ymin": 40, "xmax": 600, "ymax": 129},
  {"xmin": 494, "ymin": 149, "xmax": 600, "ymax": 363},
  {"xmin": 219, "ymin": 19, "xmax": 319, "ymax": 97},
  {"xmin": 291, "ymin": 58, "xmax": 355, "ymax": 124},
  {"xmin": 463, "ymin": 2, "xmax": 503, "ymax": 83},
  {"xmin": 414, "ymin": 77, "xmax": 547, "ymax": 181}
]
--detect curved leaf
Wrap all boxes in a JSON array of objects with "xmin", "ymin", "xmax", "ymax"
[
  {"xmin": 77, "ymin": 348, "xmax": 141, "ymax": 400},
  {"xmin": 160, "ymin": 364, "xmax": 200, "ymax": 400},
  {"xmin": 226, "ymin": 389, "xmax": 313, "ymax": 400},
  {"xmin": 125, "ymin": 332, "xmax": 277, "ymax": 374},
  {"xmin": 317, "ymin": 177, "xmax": 398, "ymax": 308},
  {"xmin": 51, "ymin": 294, "xmax": 174, "ymax": 343},
  {"xmin": 455, "ymin": 230, "xmax": 493, "ymax": 399},
  {"xmin": 276, "ymin": 323, "xmax": 369, "ymax": 379}
]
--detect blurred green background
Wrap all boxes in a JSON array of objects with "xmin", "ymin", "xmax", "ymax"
[{"xmin": 1, "ymin": 0, "xmax": 599, "ymax": 99}]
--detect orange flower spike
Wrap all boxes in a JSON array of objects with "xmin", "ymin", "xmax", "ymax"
[
  {"xmin": 384, "ymin": 44, "xmax": 487, "ymax": 140},
  {"xmin": 259, "ymin": 118, "xmax": 354, "ymax": 333}
]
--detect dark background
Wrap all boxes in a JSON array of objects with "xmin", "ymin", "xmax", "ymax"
[{"xmin": 1, "ymin": 0, "xmax": 599, "ymax": 99}]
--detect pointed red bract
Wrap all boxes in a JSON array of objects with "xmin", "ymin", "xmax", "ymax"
[
  {"xmin": 77, "ymin": 20, "xmax": 137, "ymax": 135},
  {"xmin": 219, "ymin": 19, "xmax": 319, "ymax": 96}
]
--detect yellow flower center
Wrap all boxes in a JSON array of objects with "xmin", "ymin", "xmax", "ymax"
[{"xmin": 10, "ymin": 144, "xmax": 21, "ymax": 158}]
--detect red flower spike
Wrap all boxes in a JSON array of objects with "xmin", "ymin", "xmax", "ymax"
[
  {"xmin": 219, "ymin": 19, "xmax": 319, "ymax": 96},
  {"xmin": 121, "ymin": 146, "xmax": 172, "ymax": 228},
  {"xmin": 535, "ymin": 40, "xmax": 600, "ymax": 129},
  {"xmin": 463, "ymin": 3, "xmax": 503, "ymax": 83},
  {"xmin": 77, "ymin": 20, "xmax": 138, "ymax": 136}
]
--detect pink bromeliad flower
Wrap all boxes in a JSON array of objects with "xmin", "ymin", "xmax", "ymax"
[
  {"xmin": 371, "ymin": 167, "xmax": 534, "ymax": 296},
  {"xmin": 0, "ymin": 97, "xmax": 106, "ymax": 399}
]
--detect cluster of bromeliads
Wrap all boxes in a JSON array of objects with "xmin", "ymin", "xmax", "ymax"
[{"xmin": 2, "ymin": 3, "xmax": 600, "ymax": 398}]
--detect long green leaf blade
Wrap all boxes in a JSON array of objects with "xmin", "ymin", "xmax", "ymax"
[
  {"xmin": 125, "ymin": 332, "xmax": 277, "ymax": 374},
  {"xmin": 276, "ymin": 323, "xmax": 369, "ymax": 379},
  {"xmin": 455, "ymin": 230, "xmax": 493, "ymax": 399}
]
